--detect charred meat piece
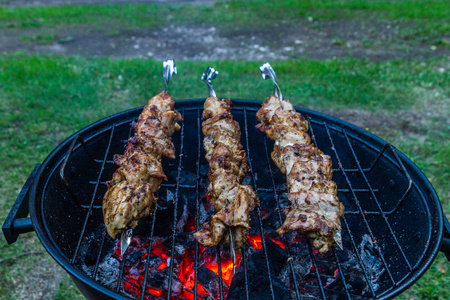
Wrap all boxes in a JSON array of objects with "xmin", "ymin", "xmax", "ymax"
[
  {"xmin": 194, "ymin": 97, "xmax": 259, "ymax": 249},
  {"xmin": 256, "ymin": 95, "xmax": 344, "ymax": 253},
  {"xmin": 194, "ymin": 186, "xmax": 258, "ymax": 249},
  {"xmin": 103, "ymin": 93, "xmax": 182, "ymax": 239}
]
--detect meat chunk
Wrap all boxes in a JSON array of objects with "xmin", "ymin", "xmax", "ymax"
[
  {"xmin": 257, "ymin": 95, "xmax": 344, "ymax": 253},
  {"xmin": 103, "ymin": 181, "xmax": 156, "ymax": 239},
  {"xmin": 194, "ymin": 186, "xmax": 259, "ymax": 248},
  {"xmin": 194, "ymin": 97, "xmax": 259, "ymax": 249},
  {"xmin": 103, "ymin": 93, "xmax": 182, "ymax": 239}
]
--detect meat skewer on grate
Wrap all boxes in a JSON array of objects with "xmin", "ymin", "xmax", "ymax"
[
  {"xmin": 256, "ymin": 62, "xmax": 344, "ymax": 253},
  {"xmin": 102, "ymin": 60, "xmax": 182, "ymax": 256},
  {"xmin": 193, "ymin": 67, "xmax": 259, "ymax": 272}
]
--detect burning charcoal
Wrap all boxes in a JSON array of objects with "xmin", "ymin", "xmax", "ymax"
[
  {"xmin": 183, "ymin": 210, "xmax": 197, "ymax": 234},
  {"xmin": 198, "ymin": 264, "xmax": 225, "ymax": 299},
  {"xmin": 145, "ymin": 269, "xmax": 182, "ymax": 295},
  {"xmin": 176, "ymin": 201, "xmax": 189, "ymax": 231},
  {"xmin": 226, "ymin": 267, "xmax": 245, "ymax": 299},
  {"xmin": 279, "ymin": 242, "xmax": 311, "ymax": 293},
  {"xmin": 94, "ymin": 256, "xmax": 120, "ymax": 289},
  {"xmin": 227, "ymin": 239, "xmax": 290, "ymax": 299},
  {"xmin": 247, "ymin": 238, "xmax": 288, "ymax": 276},
  {"xmin": 199, "ymin": 202, "xmax": 210, "ymax": 224},
  {"xmin": 155, "ymin": 190, "xmax": 173, "ymax": 210},
  {"xmin": 175, "ymin": 244, "xmax": 186, "ymax": 256},
  {"xmin": 170, "ymin": 275, "xmax": 183, "ymax": 295},
  {"xmin": 323, "ymin": 234, "xmax": 385, "ymax": 296},
  {"xmin": 77, "ymin": 230, "xmax": 106, "ymax": 267},
  {"xmin": 359, "ymin": 234, "xmax": 385, "ymax": 291},
  {"xmin": 125, "ymin": 249, "xmax": 146, "ymax": 265},
  {"xmin": 227, "ymin": 269, "xmax": 290, "ymax": 300},
  {"xmin": 266, "ymin": 239, "xmax": 288, "ymax": 275}
]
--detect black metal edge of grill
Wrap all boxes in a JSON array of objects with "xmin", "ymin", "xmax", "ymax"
[{"xmin": 3, "ymin": 98, "xmax": 447, "ymax": 299}]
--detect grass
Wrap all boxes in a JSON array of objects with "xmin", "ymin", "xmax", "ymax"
[
  {"xmin": 0, "ymin": 0, "xmax": 448, "ymax": 39},
  {"xmin": 0, "ymin": 53, "xmax": 448, "ymax": 299}
]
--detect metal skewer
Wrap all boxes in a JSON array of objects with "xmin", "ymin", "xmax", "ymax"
[
  {"xmin": 120, "ymin": 228, "xmax": 133, "ymax": 257},
  {"xmin": 161, "ymin": 59, "xmax": 177, "ymax": 94},
  {"xmin": 259, "ymin": 62, "xmax": 283, "ymax": 101},
  {"xmin": 120, "ymin": 59, "xmax": 177, "ymax": 257},
  {"xmin": 259, "ymin": 62, "xmax": 343, "ymax": 251},
  {"xmin": 201, "ymin": 66, "xmax": 236, "ymax": 274}
]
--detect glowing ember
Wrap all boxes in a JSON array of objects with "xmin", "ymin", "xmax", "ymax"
[
  {"xmin": 178, "ymin": 249, "xmax": 209, "ymax": 299},
  {"xmin": 184, "ymin": 213, "xmax": 197, "ymax": 233},
  {"xmin": 111, "ymin": 229, "xmax": 245, "ymax": 299},
  {"xmin": 157, "ymin": 261, "xmax": 167, "ymax": 269},
  {"xmin": 248, "ymin": 235, "xmax": 287, "ymax": 251},
  {"xmin": 205, "ymin": 255, "xmax": 240, "ymax": 287},
  {"xmin": 270, "ymin": 238, "xmax": 286, "ymax": 250},
  {"xmin": 151, "ymin": 243, "xmax": 169, "ymax": 259},
  {"xmin": 147, "ymin": 287, "xmax": 162, "ymax": 296},
  {"xmin": 247, "ymin": 235, "xmax": 263, "ymax": 249}
]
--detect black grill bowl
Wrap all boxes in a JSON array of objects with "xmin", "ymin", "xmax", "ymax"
[{"xmin": 3, "ymin": 99, "xmax": 448, "ymax": 299}]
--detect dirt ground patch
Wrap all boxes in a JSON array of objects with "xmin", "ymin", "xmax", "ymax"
[{"xmin": 1, "ymin": 13, "xmax": 448, "ymax": 60}]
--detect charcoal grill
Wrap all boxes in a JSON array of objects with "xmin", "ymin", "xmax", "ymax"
[{"xmin": 3, "ymin": 99, "xmax": 450, "ymax": 299}]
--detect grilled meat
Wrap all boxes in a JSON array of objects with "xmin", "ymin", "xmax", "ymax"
[
  {"xmin": 103, "ymin": 93, "xmax": 182, "ymax": 239},
  {"xmin": 194, "ymin": 97, "xmax": 259, "ymax": 249},
  {"xmin": 256, "ymin": 95, "xmax": 344, "ymax": 253},
  {"xmin": 194, "ymin": 185, "xmax": 258, "ymax": 248}
]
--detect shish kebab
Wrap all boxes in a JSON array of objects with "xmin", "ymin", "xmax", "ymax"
[
  {"xmin": 193, "ymin": 67, "xmax": 259, "ymax": 270},
  {"xmin": 103, "ymin": 60, "xmax": 182, "ymax": 256},
  {"xmin": 256, "ymin": 63, "xmax": 344, "ymax": 253}
]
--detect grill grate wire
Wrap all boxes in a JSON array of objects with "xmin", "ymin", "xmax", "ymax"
[
  {"xmin": 57, "ymin": 104, "xmax": 431, "ymax": 300},
  {"xmin": 166, "ymin": 108, "xmax": 186, "ymax": 300}
]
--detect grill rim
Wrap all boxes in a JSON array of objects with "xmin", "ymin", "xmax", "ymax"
[{"xmin": 28, "ymin": 99, "xmax": 444, "ymax": 300}]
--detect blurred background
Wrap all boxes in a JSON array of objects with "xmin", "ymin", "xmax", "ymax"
[{"xmin": 0, "ymin": 0, "xmax": 448, "ymax": 299}]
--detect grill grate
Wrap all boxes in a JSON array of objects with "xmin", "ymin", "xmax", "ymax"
[{"xmin": 54, "ymin": 101, "xmax": 434, "ymax": 300}]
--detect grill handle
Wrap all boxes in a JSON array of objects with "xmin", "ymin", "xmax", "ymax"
[
  {"xmin": 441, "ymin": 216, "xmax": 450, "ymax": 261},
  {"xmin": 2, "ymin": 164, "xmax": 39, "ymax": 244}
]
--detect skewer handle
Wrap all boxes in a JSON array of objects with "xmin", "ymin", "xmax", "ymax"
[
  {"xmin": 161, "ymin": 59, "xmax": 177, "ymax": 94},
  {"xmin": 201, "ymin": 66, "xmax": 219, "ymax": 98},
  {"xmin": 259, "ymin": 62, "xmax": 283, "ymax": 100}
]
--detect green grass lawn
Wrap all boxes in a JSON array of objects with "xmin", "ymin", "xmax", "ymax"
[
  {"xmin": 1, "ymin": 0, "xmax": 448, "ymax": 40},
  {"xmin": 0, "ymin": 54, "xmax": 448, "ymax": 299}
]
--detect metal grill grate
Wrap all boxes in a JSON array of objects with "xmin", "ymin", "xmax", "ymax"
[{"xmin": 53, "ymin": 100, "xmax": 435, "ymax": 300}]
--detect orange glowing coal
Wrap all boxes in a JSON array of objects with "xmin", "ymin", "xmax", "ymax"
[
  {"xmin": 123, "ymin": 277, "xmax": 163, "ymax": 298},
  {"xmin": 150, "ymin": 243, "xmax": 169, "ymax": 270},
  {"xmin": 270, "ymin": 238, "xmax": 286, "ymax": 250},
  {"xmin": 204, "ymin": 254, "xmax": 241, "ymax": 287},
  {"xmin": 247, "ymin": 235, "xmax": 287, "ymax": 250},
  {"xmin": 178, "ymin": 249, "xmax": 209, "ymax": 299},
  {"xmin": 247, "ymin": 235, "xmax": 263, "ymax": 249},
  {"xmin": 151, "ymin": 243, "xmax": 169, "ymax": 259},
  {"xmin": 157, "ymin": 261, "xmax": 167, "ymax": 269},
  {"xmin": 147, "ymin": 287, "xmax": 162, "ymax": 296}
]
